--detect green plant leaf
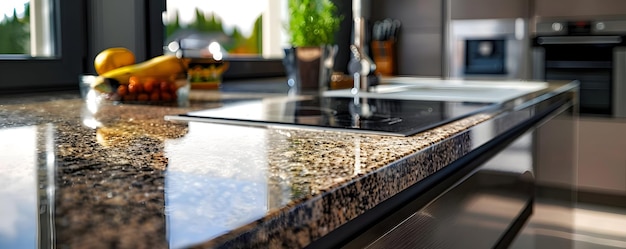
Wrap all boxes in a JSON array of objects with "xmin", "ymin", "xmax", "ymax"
[{"xmin": 287, "ymin": 0, "xmax": 342, "ymax": 47}]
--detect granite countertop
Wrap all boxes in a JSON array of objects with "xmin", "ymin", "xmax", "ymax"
[{"xmin": 0, "ymin": 79, "xmax": 577, "ymax": 249}]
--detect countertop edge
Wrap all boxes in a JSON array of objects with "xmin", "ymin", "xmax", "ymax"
[{"xmin": 193, "ymin": 82, "xmax": 578, "ymax": 248}]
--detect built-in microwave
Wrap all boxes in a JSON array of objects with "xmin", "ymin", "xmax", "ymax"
[
  {"xmin": 532, "ymin": 19, "xmax": 626, "ymax": 117},
  {"xmin": 448, "ymin": 18, "xmax": 530, "ymax": 80}
]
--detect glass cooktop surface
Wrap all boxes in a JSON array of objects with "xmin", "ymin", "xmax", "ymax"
[{"xmin": 166, "ymin": 96, "xmax": 497, "ymax": 136}]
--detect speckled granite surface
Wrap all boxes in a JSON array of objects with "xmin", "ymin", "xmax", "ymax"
[{"xmin": 0, "ymin": 80, "xmax": 576, "ymax": 249}]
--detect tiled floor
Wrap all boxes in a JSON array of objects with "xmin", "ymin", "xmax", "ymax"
[{"xmin": 510, "ymin": 197, "xmax": 626, "ymax": 249}]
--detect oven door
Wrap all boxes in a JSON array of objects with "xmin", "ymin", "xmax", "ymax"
[{"xmin": 533, "ymin": 36, "xmax": 626, "ymax": 117}]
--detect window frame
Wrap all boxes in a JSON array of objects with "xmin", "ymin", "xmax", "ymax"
[{"xmin": 0, "ymin": 0, "xmax": 85, "ymax": 93}]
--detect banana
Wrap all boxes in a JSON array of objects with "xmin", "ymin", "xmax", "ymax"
[{"xmin": 92, "ymin": 55, "xmax": 189, "ymax": 93}]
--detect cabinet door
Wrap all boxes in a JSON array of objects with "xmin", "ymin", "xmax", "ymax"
[
  {"xmin": 535, "ymin": 115, "xmax": 577, "ymax": 190},
  {"xmin": 578, "ymin": 118, "xmax": 626, "ymax": 194}
]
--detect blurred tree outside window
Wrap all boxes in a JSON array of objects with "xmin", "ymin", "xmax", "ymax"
[
  {"xmin": 0, "ymin": 1, "xmax": 30, "ymax": 54},
  {"xmin": 165, "ymin": 9, "xmax": 262, "ymax": 55},
  {"xmin": 164, "ymin": 0, "xmax": 287, "ymax": 59},
  {"xmin": 1, "ymin": 0, "xmax": 55, "ymax": 58}
]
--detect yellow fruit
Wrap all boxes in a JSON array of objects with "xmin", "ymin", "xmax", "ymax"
[
  {"xmin": 94, "ymin": 47, "xmax": 136, "ymax": 75},
  {"xmin": 91, "ymin": 55, "xmax": 189, "ymax": 93}
]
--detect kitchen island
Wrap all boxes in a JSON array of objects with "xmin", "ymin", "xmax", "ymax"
[{"xmin": 0, "ymin": 78, "xmax": 577, "ymax": 249}]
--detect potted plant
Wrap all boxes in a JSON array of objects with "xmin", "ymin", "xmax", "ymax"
[{"xmin": 284, "ymin": 0, "xmax": 342, "ymax": 92}]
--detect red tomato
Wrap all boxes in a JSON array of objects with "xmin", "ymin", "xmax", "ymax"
[
  {"xmin": 137, "ymin": 93, "xmax": 149, "ymax": 101},
  {"xmin": 150, "ymin": 92, "xmax": 160, "ymax": 101},
  {"xmin": 160, "ymin": 92, "xmax": 173, "ymax": 101},
  {"xmin": 159, "ymin": 80, "xmax": 171, "ymax": 93},
  {"xmin": 128, "ymin": 76, "xmax": 140, "ymax": 85},
  {"xmin": 128, "ymin": 81, "xmax": 143, "ymax": 94},
  {"xmin": 143, "ymin": 78, "xmax": 157, "ymax": 93},
  {"xmin": 169, "ymin": 82, "xmax": 179, "ymax": 93},
  {"xmin": 117, "ymin": 85, "xmax": 128, "ymax": 96}
]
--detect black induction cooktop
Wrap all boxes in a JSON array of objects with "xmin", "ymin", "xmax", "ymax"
[{"xmin": 166, "ymin": 96, "xmax": 497, "ymax": 136}]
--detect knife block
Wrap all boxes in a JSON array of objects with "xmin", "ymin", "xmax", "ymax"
[{"xmin": 371, "ymin": 40, "xmax": 396, "ymax": 76}]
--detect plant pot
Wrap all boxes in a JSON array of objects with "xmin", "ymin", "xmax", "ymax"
[{"xmin": 283, "ymin": 45, "xmax": 337, "ymax": 94}]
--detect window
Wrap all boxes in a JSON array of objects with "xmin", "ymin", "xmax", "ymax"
[
  {"xmin": 0, "ymin": 0, "xmax": 85, "ymax": 93},
  {"xmin": 159, "ymin": 0, "xmax": 352, "ymax": 79},
  {"xmin": 161, "ymin": 0, "xmax": 287, "ymax": 79},
  {"xmin": 163, "ymin": 0, "xmax": 288, "ymax": 58}
]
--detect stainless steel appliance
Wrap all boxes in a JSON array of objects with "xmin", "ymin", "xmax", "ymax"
[
  {"xmin": 448, "ymin": 18, "xmax": 530, "ymax": 80},
  {"xmin": 532, "ymin": 19, "xmax": 626, "ymax": 117}
]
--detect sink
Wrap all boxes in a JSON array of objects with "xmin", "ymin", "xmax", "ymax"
[{"xmin": 323, "ymin": 77, "xmax": 548, "ymax": 103}]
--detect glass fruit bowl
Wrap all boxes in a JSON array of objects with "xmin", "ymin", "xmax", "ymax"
[
  {"xmin": 79, "ymin": 74, "xmax": 191, "ymax": 129},
  {"xmin": 80, "ymin": 74, "xmax": 190, "ymax": 107}
]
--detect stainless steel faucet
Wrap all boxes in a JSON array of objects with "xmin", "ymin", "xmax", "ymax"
[
  {"xmin": 347, "ymin": 0, "xmax": 376, "ymax": 119},
  {"xmin": 349, "ymin": 0, "xmax": 376, "ymax": 93}
]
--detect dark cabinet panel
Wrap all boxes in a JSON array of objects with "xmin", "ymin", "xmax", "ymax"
[
  {"xmin": 372, "ymin": 0, "xmax": 442, "ymax": 30},
  {"xmin": 397, "ymin": 33, "xmax": 443, "ymax": 76},
  {"xmin": 534, "ymin": 0, "xmax": 626, "ymax": 18},
  {"xmin": 371, "ymin": 0, "xmax": 443, "ymax": 76},
  {"xmin": 451, "ymin": 0, "xmax": 530, "ymax": 19}
]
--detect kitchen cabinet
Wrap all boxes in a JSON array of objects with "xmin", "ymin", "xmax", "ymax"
[
  {"xmin": 578, "ymin": 118, "xmax": 626, "ymax": 195},
  {"xmin": 534, "ymin": 111, "xmax": 577, "ymax": 192},
  {"xmin": 450, "ymin": 0, "xmax": 530, "ymax": 19},
  {"xmin": 534, "ymin": 0, "xmax": 626, "ymax": 19},
  {"xmin": 538, "ymin": 114, "xmax": 626, "ymax": 202}
]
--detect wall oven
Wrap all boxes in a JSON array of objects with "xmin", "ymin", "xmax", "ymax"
[{"xmin": 532, "ymin": 19, "xmax": 626, "ymax": 117}]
